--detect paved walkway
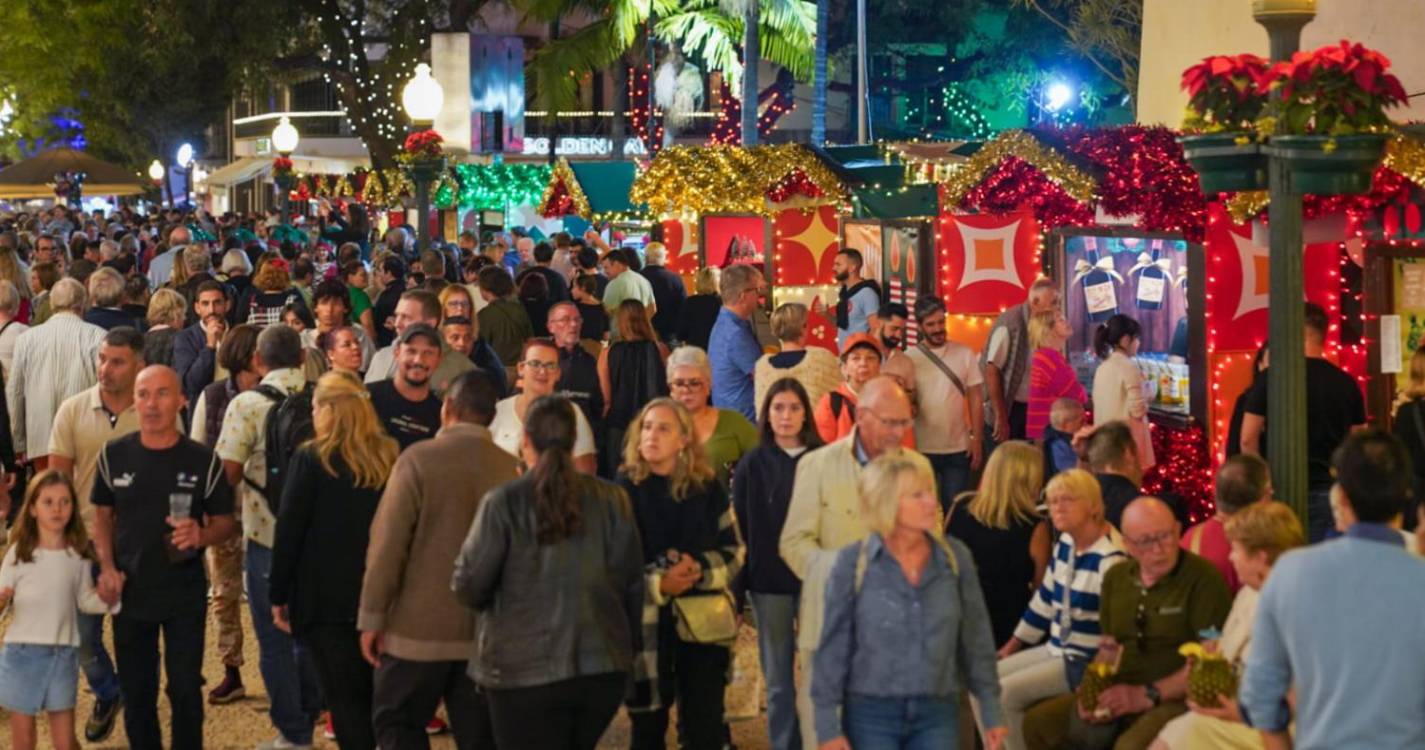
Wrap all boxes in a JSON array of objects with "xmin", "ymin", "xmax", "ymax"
[{"xmin": 0, "ymin": 607, "xmax": 774, "ymax": 749}]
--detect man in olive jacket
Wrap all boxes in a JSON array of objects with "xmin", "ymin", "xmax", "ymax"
[{"xmin": 357, "ymin": 371, "xmax": 519, "ymax": 748}]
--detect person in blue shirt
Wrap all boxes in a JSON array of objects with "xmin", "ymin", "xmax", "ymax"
[
  {"xmin": 813, "ymin": 449, "xmax": 1008, "ymax": 750},
  {"xmin": 707, "ymin": 264, "xmax": 766, "ymax": 421},
  {"xmin": 1239, "ymin": 429, "xmax": 1425, "ymax": 750},
  {"xmin": 834, "ymin": 249, "xmax": 881, "ymax": 350}
]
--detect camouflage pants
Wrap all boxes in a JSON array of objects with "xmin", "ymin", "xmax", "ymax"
[{"xmin": 206, "ymin": 531, "xmax": 245, "ymax": 667}]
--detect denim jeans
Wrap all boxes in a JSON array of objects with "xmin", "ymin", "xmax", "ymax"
[
  {"xmin": 77, "ymin": 610, "xmax": 123, "ymax": 704},
  {"xmin": 1307, "ymin": 486, "xmax": 1334, "ymax": 544},
  {"xmin": 749, "ymin": 592, "xmax": 801, "ymax": 750},
  {"xmin": 843, "ymin": 694, "xmax": 959, "ymax": 750},
  {"xmin": 927, "ymin": 452, "xmax": 972, "ymax": 514},
  {"xmin": 245, "ymin": 541, "xmax": 321, "ymax": 744}
]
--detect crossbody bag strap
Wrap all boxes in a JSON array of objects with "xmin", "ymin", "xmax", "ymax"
[{"xmin": 917, "ymin": 342, "xmax": 967, "ymax": 397}]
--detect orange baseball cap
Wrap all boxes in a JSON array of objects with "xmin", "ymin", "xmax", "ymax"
[{"xmin": 840, "ymin": 332, "xmax": 884, "ymax": 360}]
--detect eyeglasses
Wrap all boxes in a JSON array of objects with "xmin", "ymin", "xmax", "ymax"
[
  {"xmin": 670, "ymin": 379, "xmax": 706, "ymax": 390},
  {"xmin": 446, "ymin": 300, "xmax": 472, "ymax": 310},
  {"xmin": 522, "ymin": 360, "xmax": 559, "ymax": 373},
  {"xmin": 1125, "ymin": 530, "xmax": 1176, "ymax": 550}
]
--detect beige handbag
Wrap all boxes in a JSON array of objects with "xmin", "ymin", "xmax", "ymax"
[{"xmin": 670, "ymin": 591, "xmax": 739, "ymax": 646}]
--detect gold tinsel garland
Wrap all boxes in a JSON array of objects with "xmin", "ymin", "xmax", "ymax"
[
  {"xmin": 1226, "ymin": 134, "xmax": 1425, "ymax": 223},
  {"xmin": 359, "ymin": 168, "xmax": 417, "ymax": 209},
  {"xmin": 939, "ymin": 130, "xmax": 1097, "ymax": 207},
  {"xmin": 540, "ymin": 158, "xmax": 594, "ymax": 218},
  {"xmin": 629, "ymin": 144, "xmax": 848, "ymax": 217}
]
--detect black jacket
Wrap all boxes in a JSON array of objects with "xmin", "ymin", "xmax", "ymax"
[
  {"xmin": 640, "ymin": 264, "xmax": 688, "ymax": 343},
  {"xmin": 269, "ymin": 448, "xmax": 384, "ymax": 634},
  {"xmin": 172, "ymin": 323, "xmax": 215, "ymax": 412},
  {"xmin": 731, "ymin": 444, "xmax": 804, "ymax": 595},
  {"xmin": 451, "ymin": 473, "xmax": 645, "ymax": 689}
]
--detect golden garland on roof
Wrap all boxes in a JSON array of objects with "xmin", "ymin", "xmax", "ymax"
[
  {"xmin": 539, "ymin": 157, "xmax": 593, "ymax": 219},
  {"xmin": 1227, "ymin": 134, "xmax": 1425, "ymax": 223},
  {"xmin": 939, "ymin": 129, "xmax": 1097, "ymax": 207},
  {"xmin": 630, "ymin": 144, "xmax": 848, "ymax": 217}
]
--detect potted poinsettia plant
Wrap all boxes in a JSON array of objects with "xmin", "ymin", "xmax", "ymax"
[
  {"xmin": 1260, "ymin": 40, "xmax": 1407, "ymax": 195},
  {"xmin": 400, "ymin": 130, "xmax": 447, "ymax": 182},
  {"xmin": 1178, "ymin": 53, "xmax": 1274, "ymax": 194},
  {"xmin": 272, "ymin": 156, "xmax": 296, "ymax": 192}
]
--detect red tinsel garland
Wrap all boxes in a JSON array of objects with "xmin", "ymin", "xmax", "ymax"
[
  {"xmin": 1060, "ymin": 126, "xmax": 1211, "ymax": 241},
  {"xmin": 1141, "ymin": 422, "xmax": 1215, "ymax": 524},
  {"xmin": 960, "ymin": 156, "xmax": 1096, "ymax": 226},
  {"xmin": 542, "ymin": 180, "xmax": 575, "ymax": 218},
  {"xmin": 766, "ymin": 169, "xmax": 825, "ymax": 203}
]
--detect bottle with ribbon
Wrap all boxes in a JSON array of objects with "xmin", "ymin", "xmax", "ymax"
[
  {"xmin": 1130, "ymin": 239, "xmax": 1172, "ymax": 311},
  {"xmin": 1074, "ymin": 236, "xmax": 1121, "ymax": 323}
]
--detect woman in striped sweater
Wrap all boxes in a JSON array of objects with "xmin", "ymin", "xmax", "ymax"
[
  {"xmin": 1026, "ymin": 309, "xmax": 1086, "ymax": 440},
  {"xmin": 983, "ymin": 469, "xmax": 1124, "ymax": 750}
]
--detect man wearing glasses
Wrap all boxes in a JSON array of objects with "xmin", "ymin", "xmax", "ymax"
[
  {"xmin": 707, "ymin": 264, "xmax": 767, "ymax": 421},
  {"xmin": 547, "ymin": 302, "xmax": 603, "ymax": 440},
  {"xmin": 1022, "ymin": 497, "xmax": 1230, "ymax": 750}
]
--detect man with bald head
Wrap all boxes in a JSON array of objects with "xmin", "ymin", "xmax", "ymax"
[
  {"xmin": 781, "ymin": 376, "xmax": 933, "ymax": 750},
  {"xmin": 983, "ymin": 277, "xmax": 1060, "ymax": 442},
  {"xmin": 91, "ymin": 365, "xmax": 237, "ymax": 750},
  {"xmin": 1022, "ymin": 497, "xmax": 1230, "ymax": 750}
]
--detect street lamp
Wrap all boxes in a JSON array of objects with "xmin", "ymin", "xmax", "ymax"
[
  {"xmin": 401, "ymin": 63, "xmax": 446, "ymax": 251},
  {"xmin": 148, "ymin": 159, "xmax": 166, "ymax": 207},
  {"xmin": 1254, "ymin": 0, "xmax": 1316, "ymax": 523},
  {"xmin": 271, "ymin": 116, "xmax": 300, "ymax": 224}
]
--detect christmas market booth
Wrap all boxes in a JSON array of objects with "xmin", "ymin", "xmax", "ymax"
[
  {"xmin": 537, "ymin": 157, "xmax": 648, "ymax": 239},
  {"xmin": 936, "ymin": 126, "xmax": 1219, "ymax": 517},
  {"xmin": 629, "ymin": 144, "xmax": 851, "ymax": 349}
]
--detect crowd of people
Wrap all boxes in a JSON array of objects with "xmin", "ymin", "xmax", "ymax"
[{"xmin": 0, "ymin": 202, "xmax": 1420, "ymax": 750}]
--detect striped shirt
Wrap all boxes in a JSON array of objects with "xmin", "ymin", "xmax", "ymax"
[
  {"xmin": 1013, "ymin": 530, "xmax": 1125, "ymax": 661},
  {"xmin": 5, "ymin": 312, "xmax": 107, "ymax": 456}
]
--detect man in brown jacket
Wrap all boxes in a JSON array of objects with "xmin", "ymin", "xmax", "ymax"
[{"xmin": 358, "ymin": 371, "xmax": 520, "ymax": 748}]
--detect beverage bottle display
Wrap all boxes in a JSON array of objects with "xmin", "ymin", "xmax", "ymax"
[
  {"xmin": 1134, "ymin": 239, "xmax": 1170, "ymax": 311},
  {"xmin": 1076, "ymin": 237, "xmax": 1120, "ymax": 323}
]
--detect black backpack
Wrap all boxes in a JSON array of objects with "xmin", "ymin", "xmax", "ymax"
[{"xmin": 249, "ymin": 383, "xmax": 315, "ymax": 515}]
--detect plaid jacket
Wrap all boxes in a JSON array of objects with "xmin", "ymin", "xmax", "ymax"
[{"xmin": 625, "ymin": 479, "xmax": 743, "ymax": 714}]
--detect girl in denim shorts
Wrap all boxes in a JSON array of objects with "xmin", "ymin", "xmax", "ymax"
[{"xmin": 0, "ymin": 470, "xmax": 118, "ymax": 749}]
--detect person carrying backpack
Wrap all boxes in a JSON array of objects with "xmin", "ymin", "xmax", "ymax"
[{"xmin": 214, "ymin": 325, "xmax": 321, "ymax": 750}]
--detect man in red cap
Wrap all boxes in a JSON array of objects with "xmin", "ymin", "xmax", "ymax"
[{"xmin": 812, "ymin": 332, "xmax": 912, "ymax": 447}]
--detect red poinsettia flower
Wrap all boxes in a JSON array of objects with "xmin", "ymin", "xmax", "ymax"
[
  {"xmin": 1259, "ymin": 39, "xmax": 1406, "ymax": 135},
  {"xmin": 1180, "ymin": 53, "xmax": 1271, "ymax": 132},
  {"xmin": 402, "ymin": 130, "xmax": 444, "ymax": 159}
]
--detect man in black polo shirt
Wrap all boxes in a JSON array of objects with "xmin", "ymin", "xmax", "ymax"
[
  {"xmin": 1240, "ymin": 302, "xmax": 1366, "ymax": 542},
  {"xmin": 548, "ymin": 301, "xmax": 604, "ymax": 440},
  {"xmin": 92, "ymin": 365, "xmax": 237, "ymax": 750},
  {"xmin": 516, "ymin": 241, "xmax": 572, "ymax": 303},
  {"xmin": 368, "ymin": 324, "xmax": 444, "ymax": 451}
]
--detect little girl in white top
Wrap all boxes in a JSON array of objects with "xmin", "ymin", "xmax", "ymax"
[{"xmin": 0, "ymin": 470, "xmax": 118, "ymax": 750}]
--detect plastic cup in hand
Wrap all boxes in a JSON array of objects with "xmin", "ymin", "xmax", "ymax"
[{"xmin": 169, "ymin": 493, "xmax": 193, "ymax": 521}]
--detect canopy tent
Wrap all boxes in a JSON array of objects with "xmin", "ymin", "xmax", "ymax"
[
  {"xmin": 0, "ymin": 148, "xmax": 146, "ymax": 198},
  {"xmin": 203, "ymin": 156, "xmax": 269, "ymax": 188}
]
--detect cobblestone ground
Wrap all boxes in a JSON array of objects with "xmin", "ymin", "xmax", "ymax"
[{"xmin": 0, "ymin": 607, "xmax": 773, "ymax": 750}]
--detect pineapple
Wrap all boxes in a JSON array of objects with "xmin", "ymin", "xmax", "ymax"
[
  {"xmin": 1180, "ymin": 642, "xmax": 1238, "ymax": 708},
  {"xmin": 1076, "ymin": 662, "xmax": 1117, "ymax": 714}
]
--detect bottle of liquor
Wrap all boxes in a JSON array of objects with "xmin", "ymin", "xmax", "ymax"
[
  {"xmin": 1134, "ymin": 239, "xmax": 1169, "ymax": 311},
  {"xmin": 1077, "ymin": 237, "xmax": 1119, "ymax": 323}
]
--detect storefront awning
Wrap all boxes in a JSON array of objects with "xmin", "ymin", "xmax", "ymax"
[{"xmin": 203, "ymin": 157, "xmax": 269, "ymax": 188}]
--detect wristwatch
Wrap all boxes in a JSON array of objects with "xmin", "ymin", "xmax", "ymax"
[{"xmin": 1144, "ymin": 684, "xmax": 1161, "ymax": 706}]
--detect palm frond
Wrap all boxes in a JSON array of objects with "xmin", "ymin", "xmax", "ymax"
[
  {"xmin": 526, "ymin": 18, "xmax": 624, "ymax": 114},
  {"xmin": 760, "ymin": 27, "xmax": 813, "ymax": 81},
  {"xmin": 655, "ymin": 8, "xmax": 746, "ymax": 90}
]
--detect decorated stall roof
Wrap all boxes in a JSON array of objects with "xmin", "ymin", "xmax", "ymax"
[
  {"xmin": 630, "ymin": 144, "xmax": 848, "ymax": 217},
  {"xmin": 816, "ymin": 143, "xmax": 942, "ymax": 219},
  {"xmin": 447, "ymin": 163, "xmax": 551, "ymax": 211},
  {"xmin": 1223, "ymin": 133, "xmax": 1424, "ymax": 224},
  {"xmin": 539, "ymin": 159, "xmax": 646, "ymax": 222}
]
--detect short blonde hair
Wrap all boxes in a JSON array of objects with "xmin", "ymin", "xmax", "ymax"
[
  {"xmin": 87, "ymin": 267, "xmax": 125, "ymax": 308},
  {"xmin": 147, "ymin": 288, "xmax": 188, "ymax": 327},
  {"xmin": 858, "ymin": 449, "xmax": 936, "ymax": 536},
  {"xmin": 1028, "ymin": 309, "xmax": 1061, "ymax": 350},
  {"xmin": 694, "ymin": 266, "xmax": 721, "ymax": 295},
  {"xmin": 770, "ymin": 302, "xmax": 808, "ymax": 343},
  {"xmin": 50, "ymin": 277, "xmax": 87, "ymax": 313},
  {"xmin": 1044, "ymin": 468, "xmax": 1105, "ymax": 524},
  {"xmin": 965, "ymin": 441, "xmax": 1042, "ymax": 530},
  {"xmin": 1223, "ymin": 500, "xmax": 1304, "ymax": 564}
]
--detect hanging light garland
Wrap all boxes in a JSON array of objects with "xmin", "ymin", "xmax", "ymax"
[
  {"xmin": 540, "ymin": 158, "xmax": 593, "ymax": 218},
  {"xmin": 942, "ymin": 130, "xmax": 1097, "ymax": 208},
  {"xmin": 631, "ymin": 144, "xmax": 848, "ymax": 216}
]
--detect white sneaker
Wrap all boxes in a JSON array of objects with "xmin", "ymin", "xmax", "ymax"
[{"xmin": 255, "ymin": 737, "xmax": 312, "ymax": 750}]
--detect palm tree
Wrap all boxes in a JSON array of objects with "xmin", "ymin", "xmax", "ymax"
[
  {"xmin": 740, "ymin": 0, "xmax": 759, "ymax": 145},
  {"xmin": 811, "ymin": 0, "xmax": 827, "ymax": 144},
  {"xmin": 525, "ymin": 0, "xmax": 814, "ymax": 129}
]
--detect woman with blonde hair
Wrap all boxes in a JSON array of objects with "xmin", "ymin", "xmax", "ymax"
[
  {"xmin": 1149, "ymin": 501, "xmax": 1304, "ymax": 750},
  {"xmin": 0, "ymin": 246, "xmax": 32, "ymax": 320},
  {"xmin": 269, "ymin": 370, "xmax": 399, "ymax": 750},
  {"xmin": 753, "ymin": 302, "xmax": 842, "ymax": 420},
  {"xmin": 143, "ymin": 288, "xmax": 189, "ymax": 367},
  {"xmin": 813, "ymin": 450, "xmax": 1007, "ymax": 750},
  {"xmin": 989, "ymin": 468, "xmax": 1125, "ymax": 750},
  {"xmin": 1392, "ymin": 345, "xmax": 1425, "ymax": 527},
  {"xmin": 438, "ymin": 283, "xmax": 476, "ymax": 323},
  {"xmin": 616, "ymin": 398, "xmax": 739, "ymax": 750},
  {"xmin": 598, "ymin": 299, "xmax": 669, "ymax": 475},
  {"xmin": 678, "ymin": 266, "xmax": 723, "ymax": 350},
  {"xmin": 947, "ymin": 440, "xmax": 1053, "ymax": 645},
  {"xmin": 1026, "ymin": 309, "xmax": 1085, "ymax": 440}
]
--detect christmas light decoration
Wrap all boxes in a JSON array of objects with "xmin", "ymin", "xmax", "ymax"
[
  {"xmin": 630, "ymin": 144, "xmax": 849, "ymax": 217},
  {"xmin": 540, "ymin": 158, "xmax": 593, "ymax": 218},
  {"xmin": 1141, "ymin": 422, "xmax": 1215, "ymax": 523},
  {"xmin": 452, "ymin": 163, "xmax": 551, "ymax": 211},
  {"xmin": 942, "ymin": 130, "xmax": 1097, "ymax": 208},
  {"xmin": 628, "ymin": 65, "xmax": 664, "ymax": 156},
  {"xmin": 709, "ymin": 79, "xmax": 797, "ymax": 146}
]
